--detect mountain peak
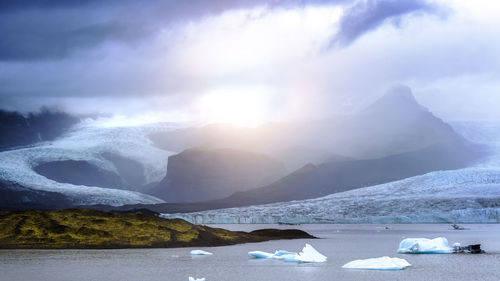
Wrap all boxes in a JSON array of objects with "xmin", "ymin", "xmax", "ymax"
[
  {"xmin": 384, "ymin": 85, "xmax": 417, "ymax": 103},
  {"xmin": 363, "ymin": 85, "xmax": 425, "ymax": 115}
]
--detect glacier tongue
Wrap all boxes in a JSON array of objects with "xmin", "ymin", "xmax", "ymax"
[{"xmin": 0, "ymin": 120, "xmax": 179, "ymax": 206}]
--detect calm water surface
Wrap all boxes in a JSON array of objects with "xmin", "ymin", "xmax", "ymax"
[{"xmin": 1, "ymin": 224, "xmax": 499, "ymax": 281}]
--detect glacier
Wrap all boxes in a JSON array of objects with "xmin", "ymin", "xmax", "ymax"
[
  {"xmin": 162, "ymin": 122, "xmax": 500, "ymax": 223},
  {"xmin": 342, "ymin": 256, "xmax": 411, "ymax": 270},
  {"xmin": 0, "ymin": 119, "xmax": 179, "ymax": 206},
  {"xmin": 398, "ymin": 237, "xmax": 454, "ymax": 254}
]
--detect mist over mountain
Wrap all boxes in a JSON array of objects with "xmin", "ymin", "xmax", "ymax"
[
  {"xmin": 0, "ymin": 86, "xmax": 491, "ymax": 212},
  {"xmin": 0, "ymin": 108, "xmax": 80, "ymax": 151},
  {"xmin": 218, "ymin": 140, "xmax": 484, "ymax": 207},
  {"xmin": 149, "ymin": 148, "xmax": 286, "ymax": 203},
  {"xmin": 151, "ymin": 86, "xmax": 466, "ymax": 170}
]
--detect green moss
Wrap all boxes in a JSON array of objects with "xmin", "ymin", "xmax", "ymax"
[{"xmin": 0, "ymin": 209, "xmax": 314, "ymax": 249}]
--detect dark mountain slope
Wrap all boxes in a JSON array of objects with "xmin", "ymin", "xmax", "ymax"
[
  {"xmin": 148, "ymin": 148, "xmax": 286, "ymax": 202},
  {"xmin": 101, "ymin": 152, "xmax": 146, "ymax": 188},
  {"xmin": 33, "ymin": 160, "xmax": 126, "ymax": 189},
  {"xmin": 102, "ymin": 139, "xmax": 485, "ymax": 214},
  {"xmin": 0, "ymin": 108, "xmax": 79, "ymax": 151},
  {"xmin": 0, "ymin": 180, "xmax": 74, "ymax": 211},
  {"xmin": 222, "ymin": 140, "xmax": 484, "ymax": 206}
]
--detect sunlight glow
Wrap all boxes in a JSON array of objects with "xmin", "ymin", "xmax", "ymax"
[{"xmin": 194, "ymin": 87, "xmax": 273, "ymax": 127}]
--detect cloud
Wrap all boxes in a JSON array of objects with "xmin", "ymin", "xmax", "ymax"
[
  {"xmin": 0, "ymin": 0, "xmax": 347, "ymax": 61},
  {"xmin": 1, "ymin": 0, "xmax": 500, "ymax": 123},
  {"xmin": 331, "ymin": 0, "xmax": 439, "ymax": 46},
  {"xmin": 0, "ymin": 0, "xmax": 439, "ymax": 61}
]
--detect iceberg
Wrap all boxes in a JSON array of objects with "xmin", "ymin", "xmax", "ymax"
[
  {"xmin": 248, "ymin": 250, "xmax": 297, "ymax": 260},
  {"xmin": 188, "ymin": 277, "xmax": 205, "ymax": 281},
  {"xmin": 342, "ymin": 256, "xmax": 411, "ymax": 270},
  {"xmin": 248, "ymin": 244, "xmax": 326, "ymax": 263},
  {"xmin": 273, "ymin": 250, "xmax": 297, "ymax": 260},
  {"xmin": 248, "ymin": 251, "xmax": 276, "ymax": 259},
  {"xmin": 398, "ymin": 237, "xmax": 454, "ymax": 254},
  {"xmin": 190, "ymin": 250, "xmax": 213, "ymax": 256},
  {"xmin": 294, "ymin": 244, "xmax": 328, "ymax": 263}
]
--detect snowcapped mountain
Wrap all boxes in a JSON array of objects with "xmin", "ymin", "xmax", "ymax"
[
  {"xmin": 0, "ymin": 120, "xmax": 179, "ymax": 206},
  {"xmin": 162, "ymin": 122, "xmax": 500, "ymax": 224}
]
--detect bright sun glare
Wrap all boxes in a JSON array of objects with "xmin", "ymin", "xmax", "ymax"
[{"xmin": 195, "ymin": 88, "xmax": 272, "ymax": 127}]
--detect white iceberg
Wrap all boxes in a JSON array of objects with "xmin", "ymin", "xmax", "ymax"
[
  {"xmin": 190, "ymin": 250, "xmax": 213, "ymax": 256},
  {"xmin": 248, "ymin": 244, "xmax": 326, "ymax": 263},
  {"xmin": 293, "ymin": 244, "xmax": 328, "ymax": 263},
  {"xmin": 398, "ymin": 237, "xmax": 454, "ymax": 254},
  {"xmin": 342, "ymin": 256, "xmax": 411, "ymax": 270},
  {"xmin": 189, "ymin": 277, "xmax": 205, "ymax": 281}
]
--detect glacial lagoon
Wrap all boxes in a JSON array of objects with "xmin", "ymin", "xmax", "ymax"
[{"xmin": 1, "ymin": 224, "xmax": 499, "ymax": 281}]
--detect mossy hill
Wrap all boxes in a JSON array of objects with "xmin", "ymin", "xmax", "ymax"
[{"xmin": 0, "ymin": 209, "xmax": 315, "ymax": 249}]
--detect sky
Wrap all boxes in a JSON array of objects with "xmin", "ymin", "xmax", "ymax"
[{"xmin": 0, "ymin": 0, "xmax": 499, "ymax": 125}]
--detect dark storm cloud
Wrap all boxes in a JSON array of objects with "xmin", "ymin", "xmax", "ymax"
[
  {"xmin": 0, "ymin": 19, "xmax": 150, "ymax": 61},
  {"xmin": 331, "ymin": 0, "xmax": 438, "ymax": 46},
  {"xmin": 0, "ymin": 0, "xmax": 105, "ymax": 12},
  {"xmin": 1, "ymin": 0, "xmax": 473, "ymax": 121},
  {"xmin": 0, "ymin": 0, "xmax": 350, "ymax": 61},
  {"xmin": 0, "ymin": 0, "xmax": 439, "ymax": 61}
]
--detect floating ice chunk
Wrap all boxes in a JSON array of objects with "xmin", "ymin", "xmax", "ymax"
[
  {"xmin": 342, "ymin": 256, "xmax": 411, "ymax": 270},
  {"xmin": 189, "ymin": 277, "xmax": 205, "ymax": 281},
  {"xmin": 249, "ymin": 244, "xmax": 326, "ymax": 263},
  {"xmin": 273, "ymin": 250, "xmax": 296, "ymax": 257},
  {"xmin": 248, "ymin": 250, "xmax": 297, "ymax": 260},
  {"xmin": 190, "ymin": 250, "xmax": 213, "ymax": 256},
  {"xmin": 248, "ymin": 251, "xmax": 274, "ymax": 259},
  {"xmin": 272, "ymin": 250, "xmax": 297, "ymax": 261},
  {"xmin": 293, "ymin": 244, "xmax": 327, "ymax": 263},
  {"xmin": 398, "ymin": 237, "xmax": 454, "ymax": 254}
]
